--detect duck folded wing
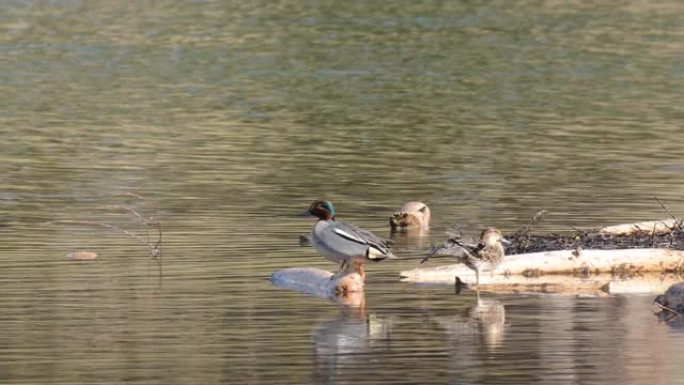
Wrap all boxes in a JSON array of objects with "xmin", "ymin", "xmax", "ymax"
[
  {"xmin": 429, "ymin": 240, "xmax": 482, "ymax": 260},
  {"xmin": 333, "ymin": 222, "xmax": 392, "ymax": 253}
]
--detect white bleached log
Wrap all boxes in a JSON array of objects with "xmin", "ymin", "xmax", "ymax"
[
  {"xmin": 270, "ymin": 266, "xmax": 365, "ymax": 305},
  {"xmin": 400, "ymin": 248, "xmax": 684, "ymax": 288},
  {"xmin": 599, "ymin": 218, "xmax": 681, "ymax": 235},
  {"xmin": 402, "ymin": 270, "xmax": 683, "ymax": 295}
]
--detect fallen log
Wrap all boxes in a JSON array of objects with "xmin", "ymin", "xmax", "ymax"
[
  {"xmin": 400, "ymin": 248, "xmax": 684, "ymax": 291},
  {"xmin": 270, "ymin": 263, "xmax": 366, "ymax": 306},
  {"xmin": 403, "ymin": 270, "xmax": 683, "ymax": 295},
  {"xmin": 401, "ymin": 264, "xmax": 607, "ymax": 294},
  {"xmin": 599, "ymin": 218, "xmax": 682, "ymax": 235}
]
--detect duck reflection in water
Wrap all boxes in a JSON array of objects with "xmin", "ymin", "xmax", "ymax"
[
  {"xmin": 464, "ymin": 291, "xmax": 506, "ymax": 349},
  {"xmin": 427, "ymin": 290, "xmax": 506, "ymax": 351},
  {"xmin": 312, "ymin": 295, "xmax": 394, "ymax": 383}
]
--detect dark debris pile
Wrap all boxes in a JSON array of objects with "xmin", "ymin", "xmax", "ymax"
[{"xmin": 506, "ymin": 225, "xmax": 684, "ymax": 255}]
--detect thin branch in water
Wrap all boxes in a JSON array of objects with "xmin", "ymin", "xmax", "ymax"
[
  {"xmin": 152, "ymin": 220, "xmax": 162, "ymax": 261},
  {"xmin": 515, "ymin": 210, "xmax": 549, "ymax": 235},
  {"xmin": 43, "ymin": 191, "xmax": 163, "ymax": 261},
  {"xmin": 115, "ymin": 192, "xmax": 162, "ymax": 260},
  {"xmin": 117, "ymin": 191, "xmax": 147, "ymax": 201},
  {"xmin": 531, "ymin": 210, "xmax": 549, "ymax": 224},
  {"xmin": 102, "ymin": 204, "xmax": 154, "ymax": 247},
  {"xmin": 104, "ymin": 204, "xmax": 151, "ymax": 225},
  {"xmin": 445, "ymin": 222, "xmax": 464, "ymax": 240},
  {"xmin": 41, "ymin": 219, "xmax": 150, "ymax": 245},
  {"xmin": 654, "ymin": 301, "xmax": 682, "ymax": 323},
  {"xmin": 654, "ymin": 301, "xmax": 682, "ymax": 315},
  {"xmin": 654, "ymin": 196, "xmax": 678, "ymax": 221}
]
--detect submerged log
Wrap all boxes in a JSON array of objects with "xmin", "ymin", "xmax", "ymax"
[
  {"xmin": 599, "ymin": 218, "xmax": 682, "ymax": 235},
  {"xmin": 404, "ymin": 270, "xmax": 683, "ymax": 296},
  {"xmin": 270, "ymin": 261, "xmax": 366, "ymax": 305},
  {"xmin": 401, "ymin": 248, "xmax": 684, "ymax": 290}
]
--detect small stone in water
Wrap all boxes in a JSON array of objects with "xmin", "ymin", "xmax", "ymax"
[{"xmin": 68, "ymin": 250, "xmax": 98, "ymax": 260}]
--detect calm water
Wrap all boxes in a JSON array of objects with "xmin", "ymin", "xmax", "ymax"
[{"xmin": 2, "ymin": 1, "xmax": 684, "ymax": 383}]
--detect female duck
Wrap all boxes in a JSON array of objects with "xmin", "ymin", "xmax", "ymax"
[
  {"xmin": 301, "ymin": 200, "xmax": 395, "ymax": 278},
  {"xmin": 389, "ymin": 201, "xmax": 431, "ymax": 231},
  {"xmin": 428, "ymin": 227, "xmax": 510, "ymax": 285}
]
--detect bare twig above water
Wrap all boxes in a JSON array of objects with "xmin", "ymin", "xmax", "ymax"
[
  {"xmin": 42, "ymin": 192, "xmax": 162, "ymax": 261},
  {"xmin": 531, "ymin": 210, "xmax": 549, "ymax": 224},
  {"xmin": 654, "ymin": 301, "xmax": 682, "ymax": 316},
  {"xmin": 655, "ymin": 196, "xmax": 678, "ymax": 221},
  {"xmin": 42, "ymin": 219, "xmax": 149, "ymax": 245}
]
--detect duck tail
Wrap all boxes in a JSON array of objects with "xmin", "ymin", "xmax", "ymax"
[{"xmin": 366, "ymin": 246, "xmax": 396, "ymax": 262}]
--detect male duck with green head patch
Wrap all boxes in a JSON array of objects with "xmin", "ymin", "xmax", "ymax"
[{"xmin": 300, "ymin": 200, "xmax": 396, "ymax": 279}]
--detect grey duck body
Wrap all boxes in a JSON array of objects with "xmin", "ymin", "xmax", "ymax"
[{"xmin": 302, "ymin": 200, "xmax": 395, "ymax": 274}]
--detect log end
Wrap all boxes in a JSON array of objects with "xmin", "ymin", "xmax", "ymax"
[
  {"xmin": 270, "ymin": 266, "xmax": 365, "ymax": 303},
  {"xmin": 599, "ymin": 218, "xmax": 679, "ymax": 236}
]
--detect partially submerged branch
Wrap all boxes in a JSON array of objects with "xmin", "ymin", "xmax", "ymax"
[{"xmin": 42, "ymin": 192, "xmax": 162, "ymax": 260}]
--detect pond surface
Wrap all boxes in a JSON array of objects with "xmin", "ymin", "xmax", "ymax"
[{"xmin": 2, "ymin": 1, "xmax": 684, "ymax": 384}]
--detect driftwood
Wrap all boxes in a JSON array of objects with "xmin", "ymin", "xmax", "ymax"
[
  {"xmin": 401, "ymin": 248, "xmax": 684, "ymax": 293},
  {"xmin": 270, "ymin": 262, "xmax": 366, "ymax": 306},
  {"xmin": 599, "ymin": 218, "xmax": 682, "ymax": 236},
  {"xmin": 404, "ymin": 269, "xmax": 683, "ymax": 296},
  {"xmin": 67, "ymin": 250, "xmax": 98, "ymax": 261}
]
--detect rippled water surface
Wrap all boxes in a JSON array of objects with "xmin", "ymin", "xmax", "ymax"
[{"xmin": 3, "ymin": 1, "xmax": 684, "ymax": 384}]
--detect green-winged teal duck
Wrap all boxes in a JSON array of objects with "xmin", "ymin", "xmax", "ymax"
[{"xmin": 300, "ymin": 200, "xmax": 395, "ymax": 279}]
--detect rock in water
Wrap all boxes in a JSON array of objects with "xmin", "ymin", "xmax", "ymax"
[{"xmin": 68, "ymin": 250, "xmax": 98, "ymax": 261}]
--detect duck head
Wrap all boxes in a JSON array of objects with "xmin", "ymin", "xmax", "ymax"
[
  {"xmin": 480, "ymin": 227, "xmax": 511, "ymax": 247},
  {"xmin": 300, "ymin": 200, "xmax": 336, "ymax": 220},
  {"xmin": 389, "ymin": 202, "xmax": 431, "ymax": 231}
]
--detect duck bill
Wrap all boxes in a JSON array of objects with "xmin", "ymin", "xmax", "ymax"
[
  {"xmin": 500, "ymin": 238, "xmax": 512, "ymax": 246},
  {"xmin": 298, "ymin": 209, "xmax": 313, "ymax": 217}
]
